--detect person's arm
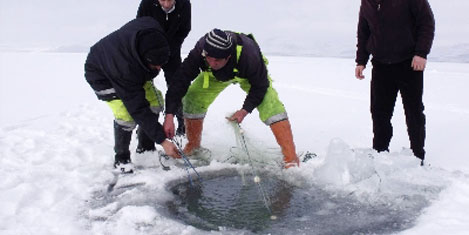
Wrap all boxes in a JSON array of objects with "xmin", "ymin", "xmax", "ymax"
[
  {"xmin": 355, "ymin": 6, "xmax": 370, "ymax": 79},
  {"xmin": 355, "ymin": 6, "xmax": 371, "ymax": 67},
  {"xmin": 242, "ymin": 65, "xmax": 269, "ymax": 114},
  {"xmin": 227, "ymin": 109, "xmax": 249, "ymax": 123},
  {"xmin": 411, "ymin": 55, "xmax": 427, "ymax": 71},
  {"xmin": 160, "ymin": 139, "xmax": 181, "ymax": 159},
  {"xmin": 163, "ymin": 113, "xmax": 176, "ymax": 138},
  {"xmin": 233, "ymin": 45, "xmax": 269, "ymax": 122},
  {"xmin": 355, "ymin": 65, "xmax": 366, "ymax": 80},
  {"xmin": 410, "ymin": 0, "xmax": 435, "ymax": 71},
  {"xmin": 136, "ymin": 0, "xmax": 153, "ymax": 18},
  {"xmin": 411, "ymin": 0, "xmax": 435, "ymax": 59},
  {"xmin": 173, "ymin": 0, "xmax": 191, "ymax": 46},
  {"xmin": 165, "ymin": 38, "xmax": 204, "ymax": 115},
  {"xmin": 164, "ymin": 38, "xmax": 204, "ymax": 137}
]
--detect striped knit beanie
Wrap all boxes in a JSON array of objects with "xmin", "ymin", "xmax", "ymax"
[{"xmin": 203, "ymin": 29, "xmax": 233, "ymax": 59}]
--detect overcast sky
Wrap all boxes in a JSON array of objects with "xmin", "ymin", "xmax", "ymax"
[{"xmin": 1, "ymin": 0, "xmax": 468, "ymax": 61}]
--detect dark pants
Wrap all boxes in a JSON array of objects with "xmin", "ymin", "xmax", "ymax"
[{"xmin": 371, "ymin": 59, "xmax": 426, "ymax": 160}]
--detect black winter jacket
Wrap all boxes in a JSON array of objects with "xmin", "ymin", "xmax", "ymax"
[
  {"xmin": 165, "ymin": 32, "xmax": 269, "ymax": 115},
  {"xmin": 84, "ymin": 17, "xmax": 167, "ymax": 144},
  {"xmin": 137, "ymin": 0, "xmax": 191, "ymax": 50},
  {"xmin": 356, "ymin": 0, "xmax": 435, "ymax": 65}
]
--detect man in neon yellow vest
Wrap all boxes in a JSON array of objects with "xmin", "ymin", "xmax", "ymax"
[{"xmin": 163, "ymin": 29, "xmax": 299, "ymax": 168}]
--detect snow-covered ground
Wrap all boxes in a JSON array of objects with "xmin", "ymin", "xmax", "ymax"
[
  {"xmin": 1, "ymin": 52, "xmax": 468, "ymax": 234},
  {"xmin": 1, "ymin": 0, "xmax": 469, "ymax": 234}
]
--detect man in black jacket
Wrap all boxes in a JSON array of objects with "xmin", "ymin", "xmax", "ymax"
[
  {"xmin": 163, "ymin": 29, "xmax": 300, "ymax": 168},
  {"xmin": 355, "ymin": 0, "xmax": 435, "ymax": 165},
  {"xmin": 137, "ymin": 0, "xmax": 191, "ymax": 145},
  {"xmin": 85, "ymin": 17, "xmax": 180, "ymax": 173}
]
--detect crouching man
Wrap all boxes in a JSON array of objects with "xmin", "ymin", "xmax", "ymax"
[
  {"xmin": 163, "ymin": 29, "xmax": 299, "ymax": 168},
  {"xmin": 84, "ymin": 17, "xmax": 180, "ymax": 173}
]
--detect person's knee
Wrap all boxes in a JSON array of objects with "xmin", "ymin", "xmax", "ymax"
[
  {"xmin": 263, "ymin": 112, "xmax": 288, "ymax": 126},
  {"xmin": 371, "ymin": 107, "xmax": 394, "ymax": 120},
  {"xmin": 114, "ymin": 119, "xmax": 136, "ymax": 132},
  {"xmin": 182, "ymin": 94, "xmax": 210, "ymax": 117}
]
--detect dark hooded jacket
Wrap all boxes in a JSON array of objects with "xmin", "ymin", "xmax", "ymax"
[
  {"xmin": 356, "ymin": 0, "xmax": 435, "ymax": 65},
  {"xmin": 84, "ymin": 17, "xmax": 167, "ymax": 144},
  {"xmin": 137, "ymin": 0, "xmax": 191, "ymax": 51},
  {"xmin": 165, "ymin": 32, "xmax": 269, "ymax": 115}
]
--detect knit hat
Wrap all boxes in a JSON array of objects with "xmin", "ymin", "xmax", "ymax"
[
  {"xmin": 203, "ymin": 29, "xmax": 233, "ymax": 59},
  {"xmin": 137, "ymin": 30, "xmax": 170, "ymax": 66}
]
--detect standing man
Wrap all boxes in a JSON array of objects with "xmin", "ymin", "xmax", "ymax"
[
  {"xmin": 355, "ymin": 0, "xmax": 435, "ymax": 165},
  {"xmin": 136, "ymin": 0, "xmax": 191, "ymax": 153},
  {"xmin": 163, "ymin": 29, "xmax": 300, "ymax": 168},
  {"xmin": 85, "ymin": 17, "xmax": 180, "ymax": 173}
]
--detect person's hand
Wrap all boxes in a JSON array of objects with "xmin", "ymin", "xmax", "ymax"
[
  {"xmin": 355, "ymin": 65, "xmax": 366, "ymax": 80},
  {"xmin": 227, "ymin": 109, "xmax": 249, "ymax": 123},
  {"xmin": 160, "ymin": 139, "xmax": 181, "ymax": 159},
  {"xmin": 411, "ymin": 55, "xmax": 427, "ymax": 71},
  {"xmin": 163, "ymin": 114, "xmax": 175, "ymax": 139}
]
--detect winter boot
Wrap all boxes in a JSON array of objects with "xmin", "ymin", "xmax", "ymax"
[
  {"xmin": 270, "ymin": 120, "xmax": 299, "ymax": 168},
  {"xmin": 183, "ymin": 118, "xmax": 203, "ymax": 155},
  {"xmin": 175, "ymin": 105, "xmax": 186, "ymax": 136},
  {"xmin": 113, "ymin": 121, "xmax": 134, "ymax": 174},
  {"xmin": 136, "ymin": 126, "xmax": 156, "ymax": 154}
]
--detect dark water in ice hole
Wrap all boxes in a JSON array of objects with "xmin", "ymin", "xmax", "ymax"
[
  {"xmin": 166, "ymin": 169, "xmax": 431, "ymax": 234},
  {"xmin": 87, "ymin": 168, "xmax": 435, "ymax": 234}
]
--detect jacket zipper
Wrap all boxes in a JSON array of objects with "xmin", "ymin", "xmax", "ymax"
[{"xmin": 377, "ymin": 3, "xmax": 381, "ymax": 11}]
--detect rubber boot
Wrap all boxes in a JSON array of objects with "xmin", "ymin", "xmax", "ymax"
[
  {"xmin": 113, "ymin": 121, "xmax": 134, "ymax": 173},
  {"xmin": 183, "ymin": 118, "xmax": 203, "ymax": 155},
  {"xmin": 136, "ymin": 126, "xmax": 156, "ymax": 153},
  {"xmin": 270, "ymin": 120, "xmax": 299, "ymax": 168}
]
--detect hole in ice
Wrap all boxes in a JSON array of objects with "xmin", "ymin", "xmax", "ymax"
[{"xmin": 166, "ymin": 168, "xmax": 433, "ymax": 234}]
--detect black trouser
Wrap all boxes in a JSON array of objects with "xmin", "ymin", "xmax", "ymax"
[{"xmin": 370, "ymin": 59, "xmax": 426, "ymax": 160}]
